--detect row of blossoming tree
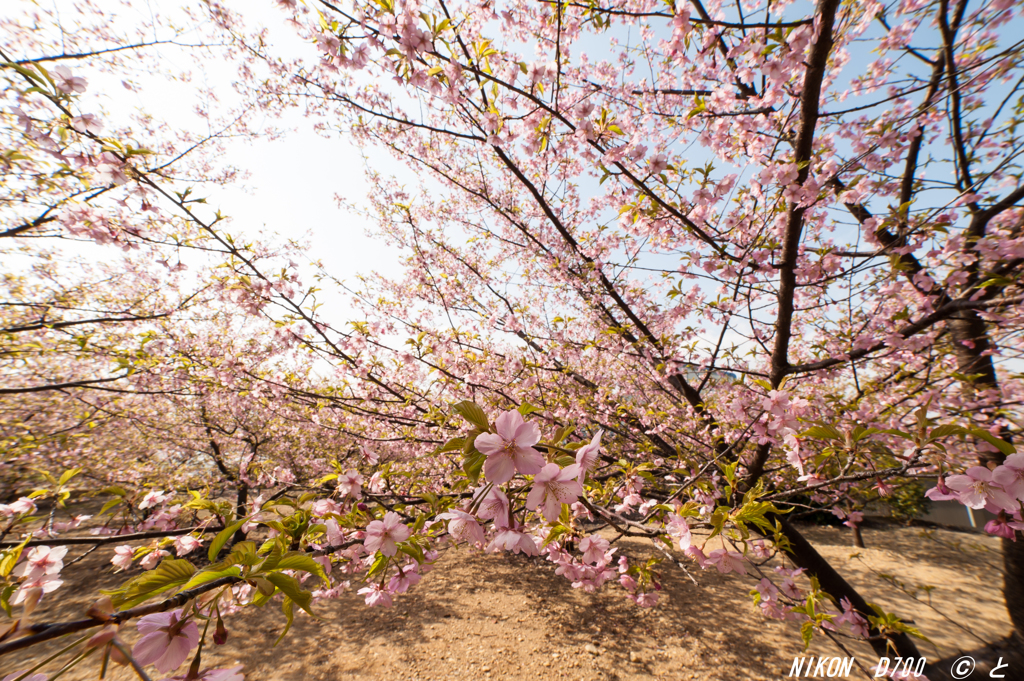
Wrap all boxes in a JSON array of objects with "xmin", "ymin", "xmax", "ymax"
[{"xmin": 2, "ymin": 0, "xmax": 1024, "ymax": 679}]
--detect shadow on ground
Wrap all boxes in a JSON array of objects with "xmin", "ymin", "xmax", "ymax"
[{"xmin": 5, "ymin": 523, "xmax": 1014, "ymax": 681}]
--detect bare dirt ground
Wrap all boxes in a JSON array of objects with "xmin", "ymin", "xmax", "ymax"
[{"xmin": 6, "ymin": 523, "xmax": 1014, "ymax": 681}]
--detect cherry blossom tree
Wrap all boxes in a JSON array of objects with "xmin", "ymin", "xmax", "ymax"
[{"xmin": 3, "ymin": 0, "xmax": 1024, "ymax": 679}]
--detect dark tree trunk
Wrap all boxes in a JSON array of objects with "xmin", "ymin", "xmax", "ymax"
[
  {"xmin": 1004, "ymin": 537, "xmax": 1024, "ymax": 642},
  {"xmin": 769, "ymin": 518, "xmax": 939, "ymax": 678},
  {"xmin": 947, "ymin": 309, "xmax": 1024, "ymax": 648},
  {"xmin": 851, "ymin": 524, "xmax": 865, "ymax": 548},
  {"xmin": 233, "ymin": 483, "xmax": 248, "ymax": 544}
]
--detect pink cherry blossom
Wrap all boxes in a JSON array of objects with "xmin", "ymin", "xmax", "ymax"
[
  {"xmin": 526, "ymin": 463, "xmax": 582, "ymax": 522},
  {"xmin": 1, "ymin": 497, "xmax": 37, "ymax": 517},
  {"xmin": 985, "ymin": 518, "xmax": 1017, "ymax": 540},
  {"xmin": 757, "ymin": 578, "xmax": 780, "ymax": 602},
  {"xmin": 51, "ymin": 65, "xmax": 88, "ymax": 94},
  {"xmin": 705, "ymin": 549, "xmax": 747, "ymax": 575},
  {"xmin": 367, "ymin": 472, "xmax": 386, "ymax": 494},
  {"xmin": 684, "ymin": 545, "xmax": 708, "ymax": 568},
  {"xmin": 312, "ymin": 498, "xmax": 342, "ymax": 516},
  {"xmin": 574, "ymin": 429, "xmax": 603, "ymax": 482},
  {"xmin": 139, "ymin": 489, "xmax": 169, "ymax": 510},
  {"xmin": 630, "ymin": 592, "xmax": 659, "ymax": 608},
  {"xmin": 12, "ymin": 574, "xmax": 63, "ymax": 604},
  {"xmin": 388, "ymin": 566, "xmax": 422, "ymax": 593},
  {"xmin": 474, "ymin": 409, "xmax": 544, "ymax": 484},
  {"xmin": 140, "ymin": 549, "xmax": 171, "ymax": 570},
  {"xmin": 946, "ymin": 466, "xmax": 1018, "ymax": 511},
  {"xmin": 132, "ymin": 609, "xmax": 200, "ymax": 674},
  {"xmin": 833, "ymin": 597, "xmax": 870, "ymax": 638},
  {"xmin": 436, "ymin": 509, "xmax": 485, "ymax": 545},
  {"xmin": 358, "ymin": 583, "xmax": 393, "ymax": 607},
  {"xmin": 337, "ymin": 470, "xmax": 364, "ymax": 498},
  {"xmin": 363, "ymin": 511, "xmax": 411, "ymax": 557},
  {"xmin": 111, "ymin": 545, "xmax": 135, "ymax": 571},
  {"xmin": 360, "ymin": 446, "xmax": 379, "ymax": 465},
  {"xmin": 52, "ymin": 515, "xmax": 90, "ymax": 532},
  {"xmin": 648, "ymin": 154, "xmax": 668, "ymax": 174},
  {"xmin": 13, "ymin": 545, "xmax": 67, "ymax": 580},
  {"xmin": 579, "ymin": 535, "xmax": 610, "ymax": 565},
  {"xmin": 780, "ymin": 576, "xmax": 803, "ymax": 600},
  {"xmin": 313, "ymin": 554, "xmax": 332, "ymax": 575},
  {"xmin": 173, "ymin": 536, "xmax": 202, "ymax": 557},
  {"xmin": 473, "ymin": 485, "xmax": 510, "ymax": 528},
  {"xmin": 993, "ymin": 457, "xmax": 1024, "ymax": 500},
  {"xmin": 486, "ymin": 526, "xmax": 539, "ymax": 556},
  {"xmin": 666, "ymin": 516, "xmax": 692, "ymax": 551},
  {"xmin": 325, "ymin": 518, "xmax": 345, "ymax": 546},
  {"xmin": 925, "ymin": 477, "xmax": 958, "ymax": 502},
  {"xmin": 71, "ymin": 113, "xmax": 103, "ymax": 136}
]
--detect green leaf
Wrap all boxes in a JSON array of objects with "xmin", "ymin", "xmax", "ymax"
[
  {"xmin": 799, "ymin": 619, "xmax": 814, "ymax": 649},
  {"xmin": 435, "ymin": 437, "xmax": 465, "ymax": 454},
  {"xmin": 276, "ymin": 552, "xmax": 328, "ymax": 582},
  {"xmin": 275, "ymin": 597, "xmax": 295, "ymax": 646},
  {"xmin": 181, "ymin": 565, "xmax": 242, "ymax": 591},
  {"xmin": 366, "ymin": 552, "xmax": 389, "ymax": 579},
  {"xmin": 542, "ymin": 524, "xmax": 569, "ymax": 547},
  {"xmin": 928, "ymin": 424, "xmax": 967, "ymax": 440},
  {"xmin": 517, "ymin": 402, "xmax": 541, "ymax": 416},
  {"xmin": 105, "ymin": 559, "xmax": 196, "ymax": 608},
  {"xmin": 1, "ymin": 62, "xmax": 46, "ymax": 86},
  {"xmin": 258, "ymin": 541, "xmax": 284, "ymax": 572},
  {"xmin": 225, "ymin": 541, "xmax": 261, "ymax": 567},
  {"xmin": 58, "ymin": 468, "xmax": 82, "ymax": 486},
  {"xmin": 453, "ymin": 401, "xmax": 490, "ymax": 430},
  {"xmin": 463, "ymin": 448, "xmax": 486, "ymax": 484},
  {"xmin": 99, "ymin": 498, "xmax": 123, "ymax": 515},
  {"xmin": 208, "ymin": 520, "xmax": 246, "ymax": 562},
  {"xmin": 252, "ymin": 576, "xmax": 275, "ymax": 597},
  {"xmin": 265, "ymin": 572, "xmax": 313, "ymax": 616},
  {"xmin": 398, "ymin": 542, "xmax": 427, "ymax": 565},
  {"xmin": 969, "ymin": 429, "xmax": 1016, "ymax": 456},
  {"xmin": 552, "ymin": 424, "xmax": 575, "ymax": 444},
  {"xmin": 801, "ymin": 425, "xmax": 843, "ymax": 441},
  {"xmin": 0, "ymin": 537, "xmax": 31, "ymax": 578}
]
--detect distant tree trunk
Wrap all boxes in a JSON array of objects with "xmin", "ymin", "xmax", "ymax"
[
  {"xmin": 233, "ymin": 483, "xmax": 248, "ymax": 544},
  {"xmin": 851, "ymin": 524, "xmax": 865, "ymax": 548},
  {"xmin": 947, "ymin": 310, "xmax": 1023, "ymax": 647}
]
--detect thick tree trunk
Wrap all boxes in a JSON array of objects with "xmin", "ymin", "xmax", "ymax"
[
  {"xmin": 768, "ymin": 518, "xmax": 939, "ymax": 676},
  {"xmin": 947, "ymin": 309, "xmax": 1024, "ymax": 647},
  {"xmin": 1005, "ymin": 537, "xmax": 1024, "ymax": 638}
]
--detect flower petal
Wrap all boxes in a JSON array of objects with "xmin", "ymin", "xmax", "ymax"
[
  {"xmin": 133, "ymin": 631, "xmax": 171, "ymax": 666},
  {"xmin": 512, "ymin": 447, "xmax": 543, "ymax": 476},
  {"xmin": 513, "ymin": 420, "xmax": 541, "ymax": 448},
  {"xmin": 474, "ymin": 433, "xmax": 504, "ymax": 456},
  {"xmin": 494, "ymin": 410, "xmax": 524, "ymax": 440},
  {"xmin": 155, "ymin": 633, "xmax": 196, "ymax": 674},
  {"xmin": 484, "ymin": 452, "xmax": 515, "ymax": 484}
]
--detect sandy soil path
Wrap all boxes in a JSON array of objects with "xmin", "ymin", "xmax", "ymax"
[{"xmin": 5, "ymin": 523, "xmax": 1013, "ymax": 680}]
